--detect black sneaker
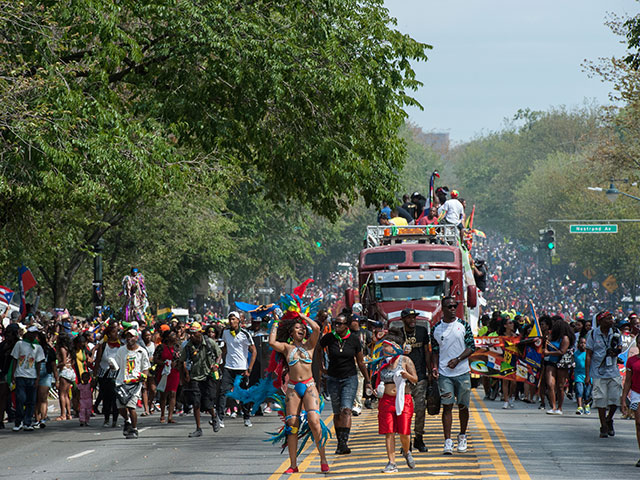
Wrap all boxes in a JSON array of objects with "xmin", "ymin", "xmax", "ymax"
[
  {"xmin": 599, "ymin": 426, "xmax": 608, "ymax": 438},
  {"xmin": 413, "ymin": 436, "xmax": 428, "ymax": 453},
  {"xmin": 123, "ymin": 421, "xmax": 132, "ymax": 436},
  {"xmin": 212, "ymin": 415, "xmax": 220, "ymax": 433},
  {"xmin": 335, "ymin": 445, "xmax": 351, "ymax": 455},
  {"xmin": 636, "ymin": 458, "xmax": 640, "ymax": 467},
  {"xmin": 188, "ymin": 428, "xmax": 203, "ymax": 438},
  {"xmin": 125, "ymin": 428, "xmax": 138, "ymax": 439},
  {"xmin": 607, "ymin": 419, "xmax": 615, "ymax": 437}
]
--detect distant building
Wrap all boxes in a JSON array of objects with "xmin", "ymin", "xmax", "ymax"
[{"xmin": 413, "ymin": 132, "xmax": 449, "ymax": 157}]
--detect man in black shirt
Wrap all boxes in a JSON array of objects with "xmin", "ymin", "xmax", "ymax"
[
  {"xmin": 401, "ymin": 194, "xmax": 417, "ymax": 221},
  {"xmin": 320, "ymin": 315, "xmax": 371, "ymax": 454},
  {"xmin": 400, "ymin": 308, "xmax": 431, "ymax": 452}
]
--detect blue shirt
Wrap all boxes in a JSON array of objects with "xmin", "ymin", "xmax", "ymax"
[{"xmin": 574, "ymin": 349, "xmax": 586, "ymax": 383}]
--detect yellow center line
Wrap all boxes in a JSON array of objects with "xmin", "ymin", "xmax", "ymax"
[
  {"xmin": 268, "ymin": 416, "xmax": 335, "ymax": 480},
  {"xmin": 470, "ymin": 396, "xmax": 510, "ymax": 480},
  {"xmin": 472, "ymin": 391, "xmax": 531, "ymax": 480}
]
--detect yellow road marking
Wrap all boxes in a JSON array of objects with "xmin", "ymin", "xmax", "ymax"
[
  {"xmin": 469, "ymin": 397, "xmax": 510, "ymax": 480},
  {"xmin": 473, "ymin": 391, "xmax": 531, "ymax": 480}
]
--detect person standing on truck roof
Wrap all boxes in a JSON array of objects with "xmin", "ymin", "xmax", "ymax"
[
  {"xmin": 439, "ymin": 190, "xmax": 465, "ymax": 231},
  {"xmin": 411, "ymin": 192, "xmax": 427, "ymax": 219},
  {"xmin": 399, "ymin": 308, "xmax": 431, "ymax": 453},
  {"xmin": 401, "ymin": 194, "xmax": 417, "ymax": 221},
  {"xmin": 431, "ymin": 296, "xmax": 475, "ymax": 455}
]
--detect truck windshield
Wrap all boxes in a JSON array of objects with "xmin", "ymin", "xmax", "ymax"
[{"xmin": 374, "ymin": 281, "xmax": 444, "ymax": 301}]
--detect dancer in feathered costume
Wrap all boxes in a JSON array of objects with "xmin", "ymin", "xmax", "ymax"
[
  {"xmin": 121, "ymin": 267, "xmax": 148, "ymax": 324},
  {"xmin": 267, "ymin": 311, "xmax": 330, "ymax": 474}
]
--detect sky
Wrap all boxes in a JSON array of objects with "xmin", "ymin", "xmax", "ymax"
[{"xmin": 384, "ymin": 0, "xmax": 639, "ymax": 144}]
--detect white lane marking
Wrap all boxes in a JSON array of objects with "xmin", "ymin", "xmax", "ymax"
[
  {"xmin": 67, "ymin": 450, "xmax": 95, "ymax": 460},
  {"xmin": 138, "ymin": 427, "xmax": 150, "ymax": 432}
]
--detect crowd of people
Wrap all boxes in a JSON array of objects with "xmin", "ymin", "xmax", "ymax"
[
  {"xmin": 3, "ymin": 184, "xmax": 640, "ymax": 472},
  {"xmin": 0, "ymin": 306, "xmax": 267, "ymax": 440}
]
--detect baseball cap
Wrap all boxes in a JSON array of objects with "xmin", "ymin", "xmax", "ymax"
[
  {"xmin": 159, "ymin": 324, "xmax": 171, "ymax": 332},
  {"xmin": 400, "ymin": 308, "xmax": 418, "ymax": 318},
  {"xmin": 27, "ymin": 325, "xmax": 40, "ymax": 333},
  {"xmin": 125, "ymin": 329, "xmax": 139, "ymax": 337},
  {"xmin": 228, "ymin": 311, "xmax": 240, "ymax": 319}
]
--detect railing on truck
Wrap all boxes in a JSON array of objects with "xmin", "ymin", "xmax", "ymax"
[{"xmin": 365, "ymin": 225, "xmax": 459, "ymax": 248}]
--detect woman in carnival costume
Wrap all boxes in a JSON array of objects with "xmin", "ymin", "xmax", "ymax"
[
  {"xmin": 268, "ymin": 310, "xmax": 330, "ymax": 474},
  {"xmin": 370, "ymin": 330, "xmax": 418, "ymax": 473}
]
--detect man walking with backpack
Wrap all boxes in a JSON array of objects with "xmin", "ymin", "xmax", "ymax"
[{"xmin": 181, "ymin": 322, "xmax": 223, "ymax": 438}]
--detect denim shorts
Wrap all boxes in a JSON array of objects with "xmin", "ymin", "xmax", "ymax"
[
  {"xmin": 326, "ymin": 375, "xmax": 358, "ymax": 415},
  {"xmin": 574, "ymin": 381, "xmax": 592, "ymax": 401},
  {"xmin": 438, "ymin": 372, "xmax": 471, "ymax": 408}
]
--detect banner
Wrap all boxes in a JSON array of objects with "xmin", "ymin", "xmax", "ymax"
[{"xmin": 470, "ymin": 336, "xmax": 543, "ymax": 385}]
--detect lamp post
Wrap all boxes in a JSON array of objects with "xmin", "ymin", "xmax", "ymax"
[
  {"xmin": 587, "ymin": 178, "xmax": 640, "ymax": 311},
  {"xmin": 588, "ymin": 178, "xmax": 640, "ymax": 203}
]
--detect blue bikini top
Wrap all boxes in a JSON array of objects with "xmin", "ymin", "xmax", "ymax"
[{"xmin": 288, "ymin": 345, "xmax": 312, "ymax": 366}]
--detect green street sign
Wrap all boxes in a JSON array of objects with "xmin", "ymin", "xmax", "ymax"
[{"xmin": 569, "ymin": 224, "xmax": 618, "ymax": 234}]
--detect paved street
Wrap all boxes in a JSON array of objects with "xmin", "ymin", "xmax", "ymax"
[{"xmin": 1, "ymin": 389, "xmax": 638, "ymax": 479}]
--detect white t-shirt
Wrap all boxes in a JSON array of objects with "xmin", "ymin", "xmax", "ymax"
[
  {"xmin": 115, "ymin": 345, "xmax": 150, "ymax": 386},
  {"xmin": 441, "ymin": 199, "xmax": 464, "ymax": 225},
  {"xmin": 432, "ymin": 319, "xmax": 473, "ymax": 377},
  {"xmin": 11, "ymin": 340, "xmax": 45, "ymax": 379},
  {"xmin": 222, "ymin": 329, "xmax": 254, "ymax": 370}
]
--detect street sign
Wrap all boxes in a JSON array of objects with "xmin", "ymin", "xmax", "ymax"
[
  {"xmin": 602, "ymin": 275, "xmax": 618, "ymax": 293},
  {"xmin": 569, "ymin": 224, "xmax": 618, "ymax": 233}
]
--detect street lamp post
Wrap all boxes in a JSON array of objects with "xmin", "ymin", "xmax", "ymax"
[{"xmin": 588, "ymin": 178, "xmax": 640, "ymax": 311}]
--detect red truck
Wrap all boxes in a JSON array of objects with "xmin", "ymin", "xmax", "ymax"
[{"xmin": 358, "ymin": 225, "xmax": 477, "ymax": 328}]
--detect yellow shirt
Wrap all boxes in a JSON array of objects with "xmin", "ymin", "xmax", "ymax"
[{"xmin": 390, "ymin": 217, "xmax": 408, "ymax": 226}]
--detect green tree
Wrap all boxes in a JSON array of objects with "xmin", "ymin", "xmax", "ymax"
[{"xmin": 0, "ymin": 0, "xmax": 431, "ymax": 307}]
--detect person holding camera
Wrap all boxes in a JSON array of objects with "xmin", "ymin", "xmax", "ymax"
[{"xmin": 585, "ymin": 310, "xmax": 623, "ymax": 438}]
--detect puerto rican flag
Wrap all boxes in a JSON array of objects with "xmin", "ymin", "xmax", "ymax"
[{"xmin": 0, "ymin": 286, "xmax": 13, "ymax": 305}]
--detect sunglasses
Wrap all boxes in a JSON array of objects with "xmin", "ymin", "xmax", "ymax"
[
  {"xmin": 334, "ymin": 321, "xmax": 348, "ymax": 326},
  {"xmin": 444, "ymin": 304, "xmax": 458, "ymax": 309}
]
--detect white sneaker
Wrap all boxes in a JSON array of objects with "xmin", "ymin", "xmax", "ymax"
[
  {"xmin": 508, "ymin": 397, "xmax": 515, "ymax": 408},
  {"xmin": 244, "ymin": 418, "xmax": 253, "ymax": 427},
  {"xmin": 352, "ymin": 405, "xmax": 362, "ymax": 416},
  {"xmin": 263, "ymin": 406, "xmax": 272, "ymax": 414},
  {"xmin": 443, "ymin": 438, "xmax": 454, "ymax": 455},
  {"xmin": 12, "ymin": 423, "xmax": 23, "ymax": 432},
  {"xmin": 502, "ymin": 401, "xmax": 509, "ymax": 409},
  {"xmin": 457, "ymin": 434, "xmax": 468, "ymax": 452}
]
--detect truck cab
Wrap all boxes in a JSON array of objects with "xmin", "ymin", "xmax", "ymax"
[{"xmin": 358, "ymin": 225, "xmax": 477, "ymax": 328}]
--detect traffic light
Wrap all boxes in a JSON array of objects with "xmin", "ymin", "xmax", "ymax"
[
  {"xmin": 544, "ymin": 228, "xmax": 555, "ymax": 251},
  {"xmin": 538, "ymin": 228, "xmax": 555, "ymax": 252}
]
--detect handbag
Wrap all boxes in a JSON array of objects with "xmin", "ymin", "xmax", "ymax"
[{"xmin": 426, "ymin": 378, "xmax": 441, "ymax": 416}]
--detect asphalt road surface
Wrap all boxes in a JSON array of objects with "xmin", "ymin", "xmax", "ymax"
[{"xmin": 1, "ymin": 390, "xmax": 638, "ymax": 479}]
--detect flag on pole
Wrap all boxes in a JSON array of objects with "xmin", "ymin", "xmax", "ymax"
[
  {"xmin": 0, "ymin": 286, "xmax": 14, "ymax": 305},
  {"xmin": 18, "ymin": 265, "xmax": 37, "ymax": 318},
  {"xmin": 18, "ymin": 265, "xmax": 37, "ymax": 292},
  {"xmin": 428, "ymin": 171, "xmax": 440, "ymax": 210},
  {"xmin": 528, "ymin": 300, "xmax": 542, "ymax": 337}
]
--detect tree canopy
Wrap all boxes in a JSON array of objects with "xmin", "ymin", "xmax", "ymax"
[{"xmin": 0, "ymin": 0, "xmax": 433, "ymax": 310}]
